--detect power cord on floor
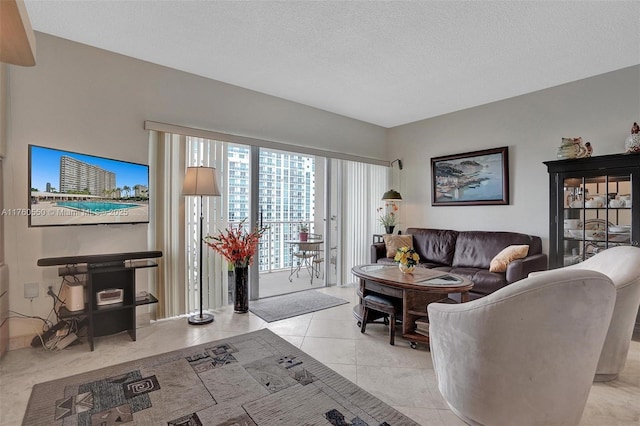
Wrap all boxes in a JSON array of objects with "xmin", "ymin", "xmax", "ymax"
[
  {"xmin": 7, "ymin": 310, "xmax": 59, "ymax": 351},
  {"xmin": 18, "ymin": 275, "xmax": 88, "ymax": 350}
]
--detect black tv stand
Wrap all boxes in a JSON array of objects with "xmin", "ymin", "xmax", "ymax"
[
  {"xmin": 38, "ymin": 251, "xmax": 162, "ymax": 351},
  {"xmin": 88, "ymin": 260, "xmax": 125, "ymax": 269}
]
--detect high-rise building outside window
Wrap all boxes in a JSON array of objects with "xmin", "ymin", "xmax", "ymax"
[{"xmin": 227, "ymin": 146, "xmax": 316, "ymax": 272}]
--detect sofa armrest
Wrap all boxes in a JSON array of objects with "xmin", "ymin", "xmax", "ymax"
[
  {"xmin": 371, "ymin": 243, "xmax": 387, "ymax": 263},
  {"xmin": 505, "ymin": 253, "xmax": 548, "ymax": 283}
]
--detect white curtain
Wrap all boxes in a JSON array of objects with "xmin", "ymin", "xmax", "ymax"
[
  {"xmin": 185, "ymin": 137, "xmax": 228, "ymax": 312},
  {"xmin": 339, "ymin": 161, "xmax": 388, "ymax": 285},
  {"xmin": 149, "ymin": 132, "xmax": 230, "ymax": 319},
  {"xmin": 148, "ymin": 131, "xmax": 187, "ymax": 318}
]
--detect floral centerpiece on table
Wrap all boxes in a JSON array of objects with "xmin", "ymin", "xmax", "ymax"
[
  {"xmin": 394, "ymin": 246, "xmax": 420, "ymax": 273},
  {"xmin": 204, "ymin": 219, "xmax": 267, "ymax": 268}
]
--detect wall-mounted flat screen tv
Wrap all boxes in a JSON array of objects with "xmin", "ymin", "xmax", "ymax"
[{"xmin": 28, "ymin": 145, "xmax": 150, "ymax": 227}]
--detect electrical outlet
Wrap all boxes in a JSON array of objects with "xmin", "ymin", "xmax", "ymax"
[{"xmin": 24, "ymin": 282, "xmax": 39, "ymax": 299}]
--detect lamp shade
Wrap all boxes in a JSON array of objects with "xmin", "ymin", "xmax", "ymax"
[
  {"xmin": 182, "ymin": 166, "xmax": 221, "ymax": 196},
  {"xmin": 382, "ymin": 189, "xmax": 402, "ymax": 201}
]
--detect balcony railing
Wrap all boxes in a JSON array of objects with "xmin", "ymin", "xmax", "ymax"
[{"xmin": 228, "ymin": 220, "xmax": 316, "ymax": 273}]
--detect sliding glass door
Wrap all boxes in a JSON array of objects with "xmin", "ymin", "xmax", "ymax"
[
  {"xmin": 153, "ymin": 128, "xmax": 388, "ymax": 321},
  {"xmin": 182, "ymin": 136, "xmax": 386, "ymax": 313},
  {"xmin": 253, "ymin": 147, "xmax": 328, "ymax": 298}
]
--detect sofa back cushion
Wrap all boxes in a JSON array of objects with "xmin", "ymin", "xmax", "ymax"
[
  {"xmin": 452, "ymin": 231, "xmax": 542, "ymax": 269},
  {"xmin": 406, "ymin": 228, "xmax": 458, "ymax": 266}
]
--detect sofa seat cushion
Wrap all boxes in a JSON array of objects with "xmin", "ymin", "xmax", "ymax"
[
  {"xmin": 417, "ymin": 261, "xmax": 450, "ymax": 269},
  {"xmin": 448, "ymin": 267, "xmax": 508, "ymax": 296},
  {"xmin": 375, "ymin": 258, "xmax": 448, "ymax": 269},
  {"xmin": 407, "ymin": 228, "xmax": 458, "ymax": 265}
]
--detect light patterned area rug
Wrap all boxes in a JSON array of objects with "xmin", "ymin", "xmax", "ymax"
[
  {"xmin": 22, "ymin": 329, "xmax": 417, "ymax": 425},
  {"xmin": 249, "ymin": 290, "xmax": 349, "ymax": 322}
]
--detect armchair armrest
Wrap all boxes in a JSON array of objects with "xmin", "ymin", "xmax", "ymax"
[
  {"xmin": 505, "ymin": 253, "xmax": 548, "ymax": 283},
  {"xmin": 371, "ymin": 243, "xmax": 387, "ymax": 263}
]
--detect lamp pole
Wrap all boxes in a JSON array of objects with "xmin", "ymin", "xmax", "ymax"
[
  {"xmin": 183, "ymin": 166, "xmax": 220, "ymax": 325},
  {"xmin": 189, "ymin": 194, "xmax": 213, "ymax": 324}
]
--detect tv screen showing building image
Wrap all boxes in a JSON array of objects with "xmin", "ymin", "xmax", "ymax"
[{"xmin": 28, "ymin": 145, "xmax": 150, "ymax": 227}]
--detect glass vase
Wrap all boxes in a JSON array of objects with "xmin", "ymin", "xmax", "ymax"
[
  {"xmin": 234, "ymin": 266, "xmax": 249, "ymax": 313},
  {"xmin": 385, "ymin": 226, "xmax": 395, "ymax": 234},
  {"xmin": 399, "ymin": 263, "xmax": 415, "ymax": 274}
]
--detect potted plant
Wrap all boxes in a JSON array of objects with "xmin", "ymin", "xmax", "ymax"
[
  {"xmin": 298, "ymin": 223, "xmax": 309, "ymax": 241},
  {"xmin": 377, "ymin": 205, "xmax": 398, "ymax": 234}
]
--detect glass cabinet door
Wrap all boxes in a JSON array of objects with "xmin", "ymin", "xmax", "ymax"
[{"xmin": 561, "ymin": 173, "xmax": 632, "ymax": 266}]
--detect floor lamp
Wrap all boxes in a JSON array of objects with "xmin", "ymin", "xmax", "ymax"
[{"xmin": 183, "ymin": 166, "xmax": 221, "ymax": 325}]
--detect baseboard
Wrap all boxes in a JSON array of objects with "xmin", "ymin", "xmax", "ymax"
[
  {"xmin": 8, "ymin": 333, "xmax": 33, "ymax": 351},
  {"xmin": 0, "ymin": 319, "xmax": 8, "ymax": 358},
  {"xmin": 136, "ymin": 311, "xmax": 151, "ymax": 328}
]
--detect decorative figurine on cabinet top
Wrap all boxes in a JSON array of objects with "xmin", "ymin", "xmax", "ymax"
[
  {"xmin": 557, "ymin": 137, "xmax": 590, "ymax": 159},
  {"xmin": 625, "ymin": 122, "xmax": 640, "ymax": 154}
]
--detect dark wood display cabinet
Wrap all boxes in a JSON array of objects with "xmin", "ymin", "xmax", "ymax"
[
  {"xmin": 38, "ymin": 251, "xmax": 162, "ymax": 351},
  {"xmin": 544, "ymin": 153, "xmax": 640, "ymax": 335}
]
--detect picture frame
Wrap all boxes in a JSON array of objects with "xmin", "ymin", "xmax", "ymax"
[{"xmin": 431, "ymin": 146, "xmax": 509, "ymax": 206}]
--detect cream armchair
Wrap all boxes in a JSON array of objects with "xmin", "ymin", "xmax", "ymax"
[
  {"xmin": 428, "ymin": 269, "xmax": 616, "ymax": 426},
  {"xmin": 560, "ymin": 245, "xmax": 640, "ymax": 381}
]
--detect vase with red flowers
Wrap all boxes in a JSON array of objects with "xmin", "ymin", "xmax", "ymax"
[{"xmin": 204, "ymin": 219, "xmax": 267, "ymax": 313}]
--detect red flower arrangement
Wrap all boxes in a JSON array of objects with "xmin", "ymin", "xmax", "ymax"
[{"xmin": 204, "ymin": 219, "xmax": 267, "ymax": 267}]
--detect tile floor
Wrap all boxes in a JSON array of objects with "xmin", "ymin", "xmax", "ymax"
[{"xmin": 1, "ymin": 285, "xmax": 639, "ymax": 425}]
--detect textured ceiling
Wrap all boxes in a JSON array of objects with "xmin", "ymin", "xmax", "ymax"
[{"xmin": 24, "ymin": 1, "xmax": 640, "ymax": 128}]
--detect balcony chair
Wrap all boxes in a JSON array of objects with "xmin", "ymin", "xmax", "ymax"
[
  {"xmin": 290, "ymin": 233, "xmax": 323, "ymax": 283},
  {"xmin": 309, "ymin": 233, "xmax": 324, "ymax": 278},
  {"xmin": 428, "ymin": 268, "xmax": 616, "ymax": 426}
]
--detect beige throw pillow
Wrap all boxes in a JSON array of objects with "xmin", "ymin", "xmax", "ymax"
[
  {"xmin": 489, "ymin": 245, "xmax": 529, "ymax": 273},
  {"xmin": 383, "ymin": 234, "xmax": 413, "ymax": 258}
]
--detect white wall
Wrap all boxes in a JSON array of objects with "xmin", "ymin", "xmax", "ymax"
[
  {"xmin": 6, "ymin": 33, "xmax": 638, "ymax": 343},
  {"xmin": 4, "ymin": 33, "xmax": 386, "ymax": 341},
  {"xmin": 388, "ymin": 65, "xmax": 640, "ymax": 250}
]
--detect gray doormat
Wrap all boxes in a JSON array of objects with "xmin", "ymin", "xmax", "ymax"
[
  {"xmin": 249, "ymin": 290, "xmax": 349, "ymax": 322},
  {"xmin": 23, "ymin": 329, "xmax": 418, "ymax": 426}
]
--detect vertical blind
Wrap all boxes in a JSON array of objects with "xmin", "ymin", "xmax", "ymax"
[
  {"xmin": 339, "ymin": 160, "xmax": 388, "ymax": 285},
  {"xmin": 185, "ymin": 137, "xmax": 229, "ymax": 313},
  {"xmin": 149, "ymin": 132, "xmax": 186, "ymax": 318}
]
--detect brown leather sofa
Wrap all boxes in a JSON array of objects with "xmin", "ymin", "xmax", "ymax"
[{"xmin": 371, "ymin": 227, "xmax": 548, "ymax": 300}]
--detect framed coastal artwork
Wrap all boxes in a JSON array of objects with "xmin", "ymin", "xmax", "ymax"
[{"xmin": 431, "ymin": 146, "xmax": 509, "ymax": 206}]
